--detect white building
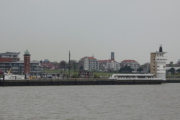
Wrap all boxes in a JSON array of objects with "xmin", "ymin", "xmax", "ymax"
[
  {"xmin": 99, "ymin": 60, "xmax": 120, "ymax": 71},
  {"xmin": 79, "ymin": 56, "xmax": 99, "ymax": 71},
  {"xmin": 154, "ymin": 45, "xmax": 168, "ymax": 80}
]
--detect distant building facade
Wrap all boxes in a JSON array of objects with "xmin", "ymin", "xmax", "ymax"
[
  {"xmin": 150, "ymin": 53, "xmax": 157, "ymax": 77},
  {"xmin": 98, "ymin": 52, "xmax": 120, "ymax": 71},
  {"xmin": 0, "ymin": 51, "xmax": 42, "ymax": 75},
  {"xmin": 40, "ymin": 59, "xmax": 60, "ymax": 70},
  {"xmin": 120, "ymin": 60, "xmax": 140, "ymax": 71},
  {"xmin": 99, "ymin": 60, "xmax": 120, "ymax": 71},
  {"xmin": 0, "ymin": 52, "xmax": 20, "ymax": 62},
  {"xmin": 79, "ymin": 56, "xmax": 99, "ymax": 71}
]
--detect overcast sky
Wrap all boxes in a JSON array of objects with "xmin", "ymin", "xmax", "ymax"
[{"xmin": 0, "ymin": 0, "xmax": 180, "ymax": 64}]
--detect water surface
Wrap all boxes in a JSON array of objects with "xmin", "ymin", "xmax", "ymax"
[{"xmin": 0, "ymin": 84, "xmax": 180, "ymax": 120}]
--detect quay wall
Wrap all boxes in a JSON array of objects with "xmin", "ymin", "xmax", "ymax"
[{"xmin": 0, "ymin": 79, "xmax": 162, "ymax": 86}]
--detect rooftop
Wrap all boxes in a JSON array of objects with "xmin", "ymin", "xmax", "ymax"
[
  {"xmin": 0, "ymin": 60, "xmax": 40, "ymax": 64},
  {"xmin": 99, "ymin": 60, "xmax": 116, "ymax": 63},
  {"xmin": 121, "ymin": 60, "xmax": 138, "ymax": 63},
  {"xmin": 81, "ymin": 57, "xmax": 96, "ymax": 60},
  {"xmin": 44, "ymin": 59, "xmax": 49, "ymax": 62},
  {"xmin": 0, "ymin": 52, "xmax": 20, "ymax": 55}
]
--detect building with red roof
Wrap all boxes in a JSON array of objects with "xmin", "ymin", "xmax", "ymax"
[
  {"xmin": 40, "ymin": 59, "xmax": 60, "ymax": 70},
  {"xmin": 99, "ymin": 60, "xmax": 120, "ymax": 71},
  {"xmin": 98, "ymin": 52, "xmax": 120, "ymax": 71},
  {"xmin": 79, "ymin": 56, "xmax": 99, "ymax": 71},
  {"xmin": 120, "ymin": 60, "xmax": 140, "ymax": 71}
]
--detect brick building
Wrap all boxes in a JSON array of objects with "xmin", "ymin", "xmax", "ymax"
[{"xmin": 24, "ymin": 50, "xmax": 31, "ymax": 75}]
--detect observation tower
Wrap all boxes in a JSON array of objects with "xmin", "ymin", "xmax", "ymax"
[{"xmin": 155, "ymin": 45, "xmax": 167, "ymax": 80}]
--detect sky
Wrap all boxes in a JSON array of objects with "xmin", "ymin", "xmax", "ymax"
[{"xmin": 0, "ymin": 0, "xmax": 180, "ymax": 64}]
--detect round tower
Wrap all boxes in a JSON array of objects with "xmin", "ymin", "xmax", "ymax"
[
  {"xmin": 24, "ymin": 50, "xmax": 31, "ymax": 76},
  {"xmin": 155, "ymin": 45, "xmax": 167, "ymax": 80}
]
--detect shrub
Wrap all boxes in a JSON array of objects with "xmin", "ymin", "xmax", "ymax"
[
  {"xmin": 72, "ymin": 74, "xmax": 79, "ymax": 78},
  {"xmin": 94, "ymin": 74, "xmax": 100, "ymax": 78}
]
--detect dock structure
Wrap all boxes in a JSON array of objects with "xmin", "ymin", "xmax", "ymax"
[{"xmin": 0, "ymin": 79, "xmax": 163, "ymax": 86}]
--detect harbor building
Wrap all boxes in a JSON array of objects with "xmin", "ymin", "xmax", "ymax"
[
  {"xmin": 0, "ymin": 52, "xmax": 20, "ymax": 62},
  {"xmin": 150, "ymin": 45, "xmax": 167, "ymax": 80},
  {"xmin": 120, "ymin": 60, "xmax": 140, "ymax": 71},
  {"xmin": 0, "ymin": 60, "xmax": 42, "ymax": 75},
  {"xmin": 79, "ymin": 56, "xmax": 99, "ymax": 71},
  {"xmin": 0, "ymin": 51, "xmax": 42, "ymax": 75}
]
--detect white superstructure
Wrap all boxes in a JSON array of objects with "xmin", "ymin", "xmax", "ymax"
[
  {"xmin": 155, "ymin": 45, "xmax": 167, "ymax": 80},
  {"xmin": 109, "ymin": 74, "xmax": 162, "ymax": 80}
]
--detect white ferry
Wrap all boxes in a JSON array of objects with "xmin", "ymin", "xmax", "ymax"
[{"xmin": 109, "ymin": 74, "xmax": 162, "ymax": 80}]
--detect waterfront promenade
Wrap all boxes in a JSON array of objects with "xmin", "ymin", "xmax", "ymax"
[{"xmin": 0, "ymin": 78, "xmax": 166, "ymax": 86}]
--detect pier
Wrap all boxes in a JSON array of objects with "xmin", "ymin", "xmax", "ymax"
[{"xmin": 0, "ymin": 79, "xmax": 163, "ymax": 86}]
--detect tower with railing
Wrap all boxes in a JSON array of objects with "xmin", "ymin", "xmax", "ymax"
[{"xmin": 155, "ymin": 45, "xmax": 167, "ymax": 80}]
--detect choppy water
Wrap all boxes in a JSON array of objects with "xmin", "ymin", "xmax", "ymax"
[{"xmin": 0, "ymin": 84, "xmax": 180, "ymax": 120}]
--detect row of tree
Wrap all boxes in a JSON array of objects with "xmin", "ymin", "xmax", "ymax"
[{"xmin": 168, "ymin": 68, "xmax": 180, "ymax": 74}]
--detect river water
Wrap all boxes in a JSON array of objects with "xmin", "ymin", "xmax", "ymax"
[{"xmin": 0, "ymin": 84, "xmax": 180, "ymax": 120}]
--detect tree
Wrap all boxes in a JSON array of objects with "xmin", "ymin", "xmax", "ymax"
[
  {"xmin": 176, "ymin": 69, "xmax": 180, "ymax": 73},
  {"xmin": 168, "ymin": 68, "xmax": 175, "ymax": 74},
  {"xmin": 170, "ymin": 61, "xmax": 174, "ymax": 67},
  {"xmin": 137, "ymin": 67, "xmax": 143, "ymax": 73},
  {"xmin": 43, "ymin": 65, "xmax": 46, "ymax": 70},
  {"xmin": 59, "ymin": 61, "xmax": 67, "ymax": 69},
  {"xmin": 140, "ymin": 62, "xmax": 150, "ymax": 69},
  {"xmin": 80, "ymin": 66, "xmax": 84, "ymax": 71},
  {"xmin": 119, "ymin": 66, "xmax": 134, "ymax": 73}
]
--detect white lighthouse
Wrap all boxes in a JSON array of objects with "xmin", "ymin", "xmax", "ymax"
[{"xmin": 155, "ymin": 45, "xmax": 168, "ymax": 80}]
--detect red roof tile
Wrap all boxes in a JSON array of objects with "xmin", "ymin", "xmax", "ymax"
[{"xmin": 99, "ymin": 60, "xmax": 116, "ymax": 63}]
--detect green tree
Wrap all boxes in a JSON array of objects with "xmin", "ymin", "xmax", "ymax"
[
  {"xmin": 59, "ymin": 61, "xmax": 67, "ymax": 69},
  {"xmin": 176, "ymin": 69, "xmax": 180, "ymax": 73},
  {"xmin": 168, "ymin": 68, "xmax": 175, "ymax": 74},
  {"xmin": 170, "ymin": 61, "xmax": 174, "ymax": 67},
  {"xmin": 140, "ymin": 63, "xmax": 150, "ymax": 69},
  {"xmin": 80, "ymin": 66, "xmax": 84, "ymax": 71},
  {"xmin": 119, "ymin": 66, "xmax": 134, "ymax": 73},
  {"xmin": 137, "ymin": 67, "xmax": 143, "ymax": 73}
]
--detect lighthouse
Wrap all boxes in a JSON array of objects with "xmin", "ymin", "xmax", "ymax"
[
  {"xmin": 155, "ymin": 45, "xmax": 167, "ymax": 80},
  {"xmin": 24, "ymin": 50, "xmax": 31, "ymax": 76}
]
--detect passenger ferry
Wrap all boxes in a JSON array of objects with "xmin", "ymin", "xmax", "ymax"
[{"xmin": 109, "ymin": 74, "xmax": 162, "ymax": 80}]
